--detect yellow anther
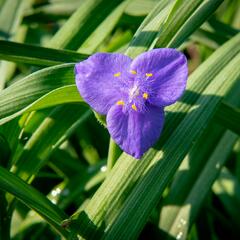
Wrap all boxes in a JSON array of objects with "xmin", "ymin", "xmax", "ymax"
[
  {"xmin": 116, "ymin": 100, "xmax": 124, "ymax": 106},
  {"xmin": 114, "ymin": 72, "xmax": 121, "ymax": 77},
  {"xmin": 130, "ymin": 70, "xmax": 137, "ymax": 74},
  {"xmin": 131, "ymin": 104, "xmax": 137, "ymax": 111},
  {"xmin": 146, "ymin": 73, "xmax": 153, "ymax": 77},
  {"xmin": 143, "ymin": 93, "xmax": 148, "ymax": 99}
]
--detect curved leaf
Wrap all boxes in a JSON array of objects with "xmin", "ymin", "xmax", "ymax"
[
  {"xmin": 0, "ymin": 166, "xmax": 69, "ymax": 238},
  {"xmin": 0, "ymin": 63, "xmax": 84, "ymax": 125},
  {"xmin": 0, "ymin": 40, "xmax": 88, "ymax": 66}
]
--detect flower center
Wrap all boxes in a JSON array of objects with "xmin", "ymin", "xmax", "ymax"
[
  {"xmin": 116, "ymin": 84, "xmax": 149, "ymax": 112},
  {"xmin": 129, "ymin": 85, "xmax": 140, "ymax": 99}
]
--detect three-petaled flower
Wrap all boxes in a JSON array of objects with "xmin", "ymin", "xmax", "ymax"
[{"xmin": 75, "ymin": 49, "xmax": 188, "ymax": 159}]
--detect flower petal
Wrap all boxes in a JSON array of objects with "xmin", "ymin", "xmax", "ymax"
[
  {"xmin": 107, "ymin": 104, "xmax": 164, "ymax": 158},
  {"xmin": 75, "ymin": 53, "xmax": 132, "ymax": 114},
  {"xmin": 130, "ymin": 48, "xmax": 188, "ymax": 106}
]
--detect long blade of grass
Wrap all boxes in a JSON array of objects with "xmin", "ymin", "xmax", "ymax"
[
  {"xmin": 158, "ymin": 123, "xmax": 225, "ymax": 233},
  {"xmin": 215, "ymin": 102, "xmax": 240, "ymax": 135},
  {"xmin": 159, "ymin": 83, "xmax": 240, "ymax": 233},
  {"xmin": 125, "ymin": 0, "xmax": 175, "ymax": 57},
  {"xmin": 0, "ymin": 165, "xmax": 69, "ymax": 238},
  {"xmin": 168, "ymin": 131, "xmax": 238, "ymax": 239},
  {"xmin": 0, "ymin": 40, "xmax": 88, "ymax": 66},
  {"xmin": 191, "ymin": 19, "xmax": 239, "ymax": 49},
  {"xmin": 0, "ymin": 63, "xmax": 80, "ymax": 125},
  {"xmin": 47, "ymin": 0, "xmax": 124, "ymax": 50},
  {"xmin": 212, "ymin": 167, "xmax": 240, "ymax": 229},
  {"xmin": 0, "ymin": 118, "xmax": 21, "ymax": 158},
  {"xmin": 0, "ymin": 0, "xmax": 30, "ymax": 89},
  {"xmin": 155, "ymin": 0, "xmax": 223, "ymax": 48},
  {"xmin": 11, "ymin": 105, "xmax": 88, "ymax": 182},
  {"xmin": 23, "ymin": 0, "xmax": 83, "ymax": 23},
  {"xmin": 78, "ymin": 0, "xmax": 130, "ymax": 54},
  {"xmin": 0, "ymin": 0, "xmax": 26, "ymax": 40}
]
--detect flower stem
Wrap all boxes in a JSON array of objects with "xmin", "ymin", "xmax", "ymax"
[{"xmin": 107, "ymin": 138, "xmax": 121, "ymax": 172}]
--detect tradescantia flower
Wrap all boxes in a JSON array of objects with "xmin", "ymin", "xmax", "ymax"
[{"xmin": 75, "ymin": 49, "xmax": 188, "ymax": 159}]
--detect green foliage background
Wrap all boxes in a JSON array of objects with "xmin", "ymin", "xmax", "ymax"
[{"xmin": 0, "ymin": 0, "xmax": 239, "ymax": 239}]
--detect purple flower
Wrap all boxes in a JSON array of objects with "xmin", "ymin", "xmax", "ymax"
[{"xmin": 75, "ymin": 49, "xmax": 188, "ymax": 159}]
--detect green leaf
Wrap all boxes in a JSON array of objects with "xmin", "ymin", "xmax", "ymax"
[
  {"xmin": 0, "ymin": 0, "xmax": 30, "ymax": 89},
  {"xmin": 212, "ymin": 167, "xmax": 240, "ymax": 229},
  {"xmin": 155, "ymin": 0, "xmax": 224, "ymax": 48},
  {"xmin": 125, "ymin": 0, "xmax": 223, "ymax": 58},
  {"xmin": 0, "ymin": 0, "xmax": 25, "ymax": 40},
  {"xmin": 191, "ymin": 19, "xmax": 239, "ymax": 49},
  {"xmin": 57, "ymin": 163, "xmax": 106, "ymax": 210},
  {"xmin": 11, "ymin": 104, "xmax": 88, "ymax": 182},
  {"xmin": 125, "ymin": 0, "xmax": 175, "ymax": 57},
  {"xmin": 0, "ymin": 166, "xmax": 69, "ymax": 238},
  {"xmin": 47, "ymin": 0, "xmax": 124, "ymax": 50},
  {"xmin": 159, "ymin": 79, "xmax": 240, "ymax": 234},
  {"xmin": 0, "ymin": 135, "xmax": 10, "ymax": 167},
  {"xmin": 78, "ymin": 0, "xmax": 130, "ymax": 54},
  {"xmin": 0, "ymin": 63, "xmax": 82, "ymax": 125},
  {"xmin": 159, "ymin": 123, "xmax": 224, "ymax": 233},
  {"xmin": 125, "ymin": 0, "xmax": 158, "ymax": 16},
  {"xmin": 0, "ymin": 40, "xmax": 88, "ymax": 66},
  {"xmin": 167, "ymin": 131, "xmax": 238, "ymax": 239},
  {"xmin": 215, "ymin": 102, "xmax": 240, "ymax": 135},
  {"xmin": 23, "ymin": 0, "xmax": 83, "ymax": 23}
]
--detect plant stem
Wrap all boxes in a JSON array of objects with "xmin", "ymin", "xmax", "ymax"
[{"xmin": 107, "ymin": 138, "xmax": 121, "ymax": 172}]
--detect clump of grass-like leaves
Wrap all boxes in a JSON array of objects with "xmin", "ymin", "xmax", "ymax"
[{"xmin": 0, "ymin": 0, "xmax": 239, "ymax": 239}]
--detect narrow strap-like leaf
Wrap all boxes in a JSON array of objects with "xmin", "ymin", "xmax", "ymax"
[{"xmin": 0, "ymin": 166, "xmax": 69, "ymax": 238}]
